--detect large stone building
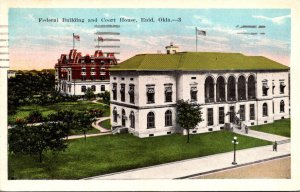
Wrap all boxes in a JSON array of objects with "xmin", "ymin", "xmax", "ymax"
[
  {"xmin": 110, "ymin": 46, "xmax": 290, "ymax": 138},
  {"xmin": 55, "ymin": 49, "xmax": 118, "ymax": 96}
]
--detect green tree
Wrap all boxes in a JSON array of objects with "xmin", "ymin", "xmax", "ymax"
[
  {"xmin": 27, "ymin": 110, "xmax": 43, "ymax": 123},
  {"xmin": 8, "ymin": 122, "xmax": 67, "ymax": 163},
  {"xmin": 176, "ymin": 100, "xmax": 203, "ymax": 143},
  {"xmin": 84, "ymin": 88, "xmax": 95, "ymax": 100},
  {"xmin": 101, "ymin": 91, "xmax": 110, "ymax": 105},
  {"xmin": 74, "ymin": 112, "xmax": 95, "ymax": 141}
]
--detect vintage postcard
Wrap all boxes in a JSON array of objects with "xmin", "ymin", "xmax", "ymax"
[{"xmin": 0, "ymin": 0, "xmax": 300, "ymax": 191}]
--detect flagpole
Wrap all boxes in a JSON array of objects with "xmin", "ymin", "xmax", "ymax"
[
  {"xmin": 73, "ymin": 33, "xmax": 75, "ymax": 50},
  {"xmin": 195, "ymin": 27, "xmax": 198, "ymax": 52},
  {"xmin": 98, "ymin": 37, "xmax": 99, "ymax": 51}
]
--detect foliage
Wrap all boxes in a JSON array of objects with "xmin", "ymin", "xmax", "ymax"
[
  {"xmin": 8, "ymin": 71, "xmax": 79, "ymax": 114},
  {"xmin": 8, "ymin": 131, "xmax": 272, "ymax": 179},
  {"xmin": 98, "ymin": 91, "xmax": 110, "ymax": 105},
  {"xmin": 27, "ymin": 110, "xmax": 43, "ymax": 123},
  {"xmin": 73, "ymin": 112, "xmax": 96, "ymax": 141},
  {"xmin": 8, "ymin": 101, "xmax": 109, "ymax": 125},
  {"xmin": 176, "ymin": 100, "xmax": 203, "ymax": 143},
  {"xmin": 8, "ymin": 122, "xmax": 67, "ymax": 163},
  {"xmin": 84, "ymin": 88, "xmax": 95, "ymax": 100}
]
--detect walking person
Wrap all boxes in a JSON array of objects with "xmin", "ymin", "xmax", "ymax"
[
  {"xmin": 245, "ymin": 125, "xmax": 248, "ymax": 134},
  {"xmin": 273, "ymin": 141, "xmax": 277, "ymax": 151}
]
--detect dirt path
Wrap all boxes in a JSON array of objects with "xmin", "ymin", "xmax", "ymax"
[{"xmin": 192, "ymin": 156, "xmax": 290, "ymax": 179}]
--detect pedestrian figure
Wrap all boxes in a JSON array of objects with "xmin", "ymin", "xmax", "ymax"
[
  {"xmin": 245, "ymin": 125, "xmax": 248, "ymax": 134},
  {"xmin": 273, "ymin": 141, "xmax": 277, "ymax": 151}
]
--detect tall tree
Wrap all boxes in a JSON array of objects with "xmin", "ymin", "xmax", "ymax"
[
  {"xmin": 8, "ymin": 122, "xmax": 67, "ymax": 162},
  {"xmin": 84, "ymin": 88, "xmax": 95, "ymax": 100},
  {"xmin": 74, "ymin": 112, "xmax": 95, "ymax": 141},
  {"xmin": 176, "ymin": 100, "xmax": 203, "ymax": 143}
]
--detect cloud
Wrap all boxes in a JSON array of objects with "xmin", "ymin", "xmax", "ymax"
[
  {"xmin": 252, "ymin": 14, "xmax": 290, "ymax": 25},
  {"xmin": 193, "ymin": 15, "xmax": 212, "ymax": 25}
]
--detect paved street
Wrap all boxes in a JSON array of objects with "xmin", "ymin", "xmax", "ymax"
[
  {"xmin": 193, "ymin": 156, "xmax": 290, "ymax": 179},
  {"xmin": 85, "ymin": 130, "xmax": 290, "ymax": 179}
]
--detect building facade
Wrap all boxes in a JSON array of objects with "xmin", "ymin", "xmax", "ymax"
[
  {"xmin": 110, "ymin": 49, "xmax": 290, "ymax": 138},
  {"xmin": 55, "ymin": 49, "xmax": 117, "ymax": 96}
]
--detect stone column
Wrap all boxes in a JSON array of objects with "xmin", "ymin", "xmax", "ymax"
[
  {"xmin": 245, "ymin": 81, "xmax": 248, "ymax": 100},
  {"xmin": 214, "ymin": 83, "xmax": 217, "ymax": 102},
  {"xmin": 235, "ymin": 82, "xmax": 238, "ymax": 101},
  {"xmin": 225, "ymin": 82, "xmax": 228, "ymax": 101}
]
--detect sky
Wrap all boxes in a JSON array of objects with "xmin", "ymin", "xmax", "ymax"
[{"xmin": 9, "ymin": 8, "xmax": 290, "ymax": 70}]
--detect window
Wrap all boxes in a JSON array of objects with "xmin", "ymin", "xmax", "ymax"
[
  {"xmin": 165, "ymin": 86, "xmax": 172, "ymax": 102},
  {"xmin": 272, "ymin": 81, "xmax": 275, "ymax": 94},
  {"xmin": 250, "ymin": 104, "xmax": 255, "ymax": 120},
  {"xmin": 165, "ymin": 110, "xmax": 172, "ymax": 126},
  {"xmin": 112, "ymin": 83, "xmax": 117, "ymax": 100},
  {"xmin": 219, "ymin": 107, "xmax": 225, "ymax": 124},
  {"xmin": 81, "ymin": 68, "xmax": 86, "ymax": 72},
  {"xmin": 90, "ymin": 75, "xmax": 96, "ymax": 80},
  {"xmin": 128, "ymin": 85, "xmax": 135, "ymax": 104},
  {"xmin": 147, "ymin": 112, "xmax": 155, "ymax": 128},
  {"xmin": 190, "ymin": 86, "xmax": 198, "ymax": 101},
  {"xmin": 129, "ymin": 111, "xmax": 135, "ymax": 128},
  {"xmin": 91, "ymin": 85, "xmax": 96, "ymax": 92},
  {"xmin": 280, "ymin": 82, "xmax": 286, "ymax": 94},
  {"xmin": 101, "ymin": 85, "xmax": 105, "ymax": 91},
  {"xmin": 81, "ymin": 86, "xmax": 86, "ymax": 92},
  {"xmin": 120, "ymin": 84, "xmax": 125, "ymax": 102},
  {"xmin": 100, "ymin": 76, "xmax": 105, "ymax": 80},
  {"xmin": 262, "ymin": 81, "xmax": 269, "ymax": 96},
  {"xmin": 239, "ymin": 105, "xmax": 245, "ymax": 121},
  {"xmin": 81, "ymin": 76, "xmax": 86, "ymax": 81},
  {"xmin": 207, "ymin": 108, "xmax": 214, "ymax": 126},
  {"xmin": 147, "ymin": 87, "xmax": 155, "ymax": 104},
  {"xmin": 113, "ymin": 108, "xmax": 118, "ymax": 122},
  {"xmin": 280, "ymin": 100, "xmax": 285, "ymax": 113},
  {"xmin": 263, "ymin": 103, "xmax": 268, "ymax": 117}
]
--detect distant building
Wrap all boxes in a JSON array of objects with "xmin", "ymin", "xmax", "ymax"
[
  {"xmin": 110, "ymin": 44, "xmax": 290, "ymax": 138},
  {"xmin": 54, "ymin": 49, "xmax": 118, "ymax": 96}
]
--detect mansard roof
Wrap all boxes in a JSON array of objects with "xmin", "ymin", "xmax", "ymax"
[{"xmin": 111, "ymin": 52, "xmax": 289, "ymax": 71}]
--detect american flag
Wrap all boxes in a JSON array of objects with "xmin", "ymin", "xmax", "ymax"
[
  {"xmin": 197, "ymin": 29, "xmax": 206, "ymax": 36},
  {"xmin": 73, "ymin": 34, "xmax": 80, "ymax": 41},
  {"xmin": 98, "ymin": 36, "xmax": 104, "ymax": 42}
]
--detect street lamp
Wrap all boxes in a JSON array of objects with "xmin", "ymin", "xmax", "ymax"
[{"xmin": 232, "ymin": 136, "xmax": 239, "ymax": 165}]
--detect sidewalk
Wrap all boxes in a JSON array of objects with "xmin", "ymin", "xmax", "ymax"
[
  {"xmin": 68, "ymin": 117, "xmax": 111, "ymax": 140},
  {"xmin": 233, "ymin": 128, "xmax": 289, "ymax": 142},
  {"xmin": 85, "ymin": 137, "xmax": 290, "ymax": 179}
]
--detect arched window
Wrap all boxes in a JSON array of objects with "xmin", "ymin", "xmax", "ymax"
[
  {"xmin": 227, "ymin": 76, "xmax": 236, "ymax": 101},
  {"xmin": 165, "ymin": 110, "xmax": 172, "ymax": 126},
  {"xmin": 205, "ymin": 76, "xmax": 214, "ymax": 103},
  {"xmin": 263, "ymin": 103, "xmax": 268, "ymax": 117},
  {"xmin": 216, "ymin": 76, "xmax": 225, "ymax": 102},
  {"xmin": 280, "ymin": 100, "xmax": 285, "ymax": 113},
  {"xmin": 91, "ymin": 85, "xmax": 96, "ymax": 92},
  {"xmin": 248, "ymin": 75, "xmax": 256, "ymax": 99},
  {"xmin": 113, "ymin": 107, "xmax": 118, "ymax": 122},
  {"xmin": 129, "ymin": 111, "xmax": 135, "ymax": 128},
  {"xmin": 147, "ymin": 112, "xmax": 155, "ymax": 129},
  {"xmin": 238, "ymin": 76, "xmax": 246, "ymax": 100}
]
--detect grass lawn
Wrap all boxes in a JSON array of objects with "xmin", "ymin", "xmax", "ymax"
[
  {"xmin": 250, "ymin": 118, "xmax": 290, "ymax": 137},
  {"xmin": 8, "ymin": 131, "xmax": 271, "ymax": 179},
  {"xmin": 8, "ymin": 101, "xmax": 110, "ymax": 125},
  {"xmin": 99, "ymin": 119, "xmax": 111, "ymax": 130}
]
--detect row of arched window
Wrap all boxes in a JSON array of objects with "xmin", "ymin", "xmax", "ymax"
[
  {"xmin": 204, "ymin": 75, "xmax": 256, "ymax": 103},
  {"xmin": 112, "ymin": 108, "xmax": 173, "ymax": 129}
]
